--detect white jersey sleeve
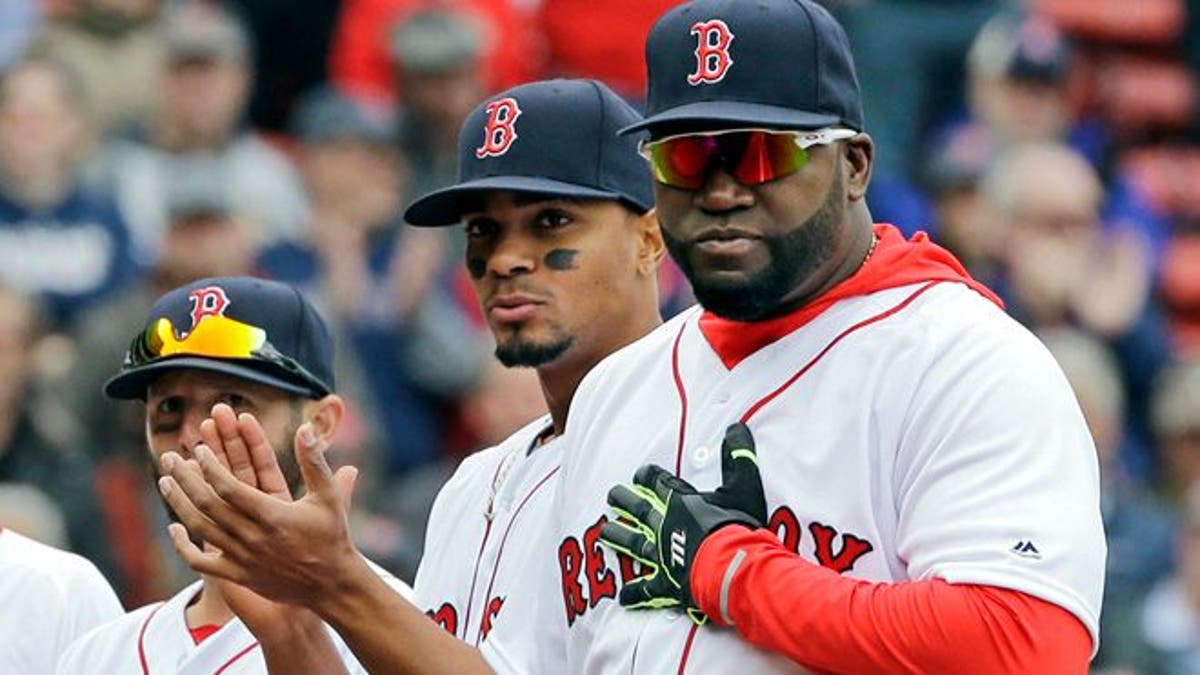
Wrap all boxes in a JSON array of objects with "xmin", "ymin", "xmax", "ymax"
[
  {"xmin": 892, "ymin": 286, "xmax": 1106, "ymax": 637},
  {"xmin": 0, "ymin": 528, "xmax": 122, "ymax": 674}
]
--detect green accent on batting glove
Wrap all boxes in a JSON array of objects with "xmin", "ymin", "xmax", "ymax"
[{"xmin": 598, "ymin": 422, "xmax": 767, "ymax": 619}]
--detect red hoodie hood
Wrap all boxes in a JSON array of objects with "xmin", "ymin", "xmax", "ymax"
[{"xmin": 698, "ymin": 224, "xmax": 1004, "ymax": 369}]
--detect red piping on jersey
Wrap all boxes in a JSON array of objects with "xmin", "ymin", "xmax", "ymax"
[
  {"xmin": 473, "ymin": 465, "xmax": 562, "ymax": 646},
  {"xmin": 137, "ymin": 603, "xmax": 165, "ymax": 675},
  {"xmin": 213, "ymin": 640, "xmax": 262, "ymax": 674},
  {"xmin": 671, "ymin": 324, "xmax": 690, "ymax": 477},
  {"xmin": 678, "ymin": 623, "xmax": 701, "ymax": 675},
  {"xmin": 740, "ymin": 281, "xmax": 942, "ymax": 423},
  {"xmin": 462, "ymin": 458, "xmax": 510, "ymax": 641},
  {"xmin": 136, "ymin": 600, "xmax": 261, "ymax": 674},
  {"xmin": 671, "ymin": 280, "xmax": 943, "ymax": 674}
]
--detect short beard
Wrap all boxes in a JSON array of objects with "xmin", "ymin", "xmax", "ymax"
[
  {"xmin": 494, "ymin": 334, "xmax": 575, "ymax": 367},
  {"xmin": 666, "ymin": 174, "xmax": 846, "ymax": 321}
]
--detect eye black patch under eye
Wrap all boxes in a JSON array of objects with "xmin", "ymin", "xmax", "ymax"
[
  {"xmin": 467, "ymin": 257, "xmax": 486, "ymax": 279},
  {"xmin": 544, "ymin": 249, "xmax": 580, "ymax": 271}
]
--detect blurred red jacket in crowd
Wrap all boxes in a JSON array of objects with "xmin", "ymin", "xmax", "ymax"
[{"xmin": 329, "ymin": 0, "xmax": 541, "ymax": 104}]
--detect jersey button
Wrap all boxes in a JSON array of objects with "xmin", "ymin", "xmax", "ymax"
[{"xmin": 692, "ymin": 445, "xmax": 713, "ymax": 468}]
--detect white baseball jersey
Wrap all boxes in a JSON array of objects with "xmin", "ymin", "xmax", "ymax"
[
  {"xmin": 414, "ymin": 414, "xmax": 566, "ymax": 674},
  {"xmin": 0, "ymin": 528, "xmax": 123, "ymax": 673},
  {"xmin": 554, "ymin": 281, "xmax": 1106, "ymax": 673},
  {"xmin": 56, "ymin": 560, "xmax": 411, "ymax": 674}
]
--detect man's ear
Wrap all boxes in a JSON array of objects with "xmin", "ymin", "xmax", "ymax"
[
  {"xmin": 634, "ymin": 208, "xmax": 667, "ymax": 277},
  {"xmin": 843, "ymin": 134, "xmax": 874, "ymax": 203},
  {"xmin": 305, "ymin": 394, "xmax": 345, "ymax": 442}
]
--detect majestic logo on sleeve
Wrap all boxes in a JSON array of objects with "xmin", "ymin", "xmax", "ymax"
[
  {"xmin": 475, "ymin": 98, "xmax": 523, "ymax": 158},
  {"xmin": 688, "ymin": 19, "xmax": 734, "ymax": 85},
  {"xmin": 187, "ymin": 286, "xmax": 231, "ymax": 329}
]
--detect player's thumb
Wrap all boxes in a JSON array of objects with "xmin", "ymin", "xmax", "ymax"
[
  {"xmin": 718, "ymin": 423, "xmax": 767, "ymax": 524},
  {"xmin": 333, "ymin": 465, "xmax": 358, "ymax": 512},
  {"xmin": 296, "ymin": 422, "xmax": 335, "ymax": 497}
]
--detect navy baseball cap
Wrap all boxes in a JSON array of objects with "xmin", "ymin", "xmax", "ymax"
[
  {"xmin": 404, "ymin": 79, "xmax": 654, "ymax": 227},
  {"xmin": 105, "ymin": 277, "xmax": 335, "ymax": 400},
  {"xmin": 622, "ymin": 0, "xmax": 865, "ymax": 136}
]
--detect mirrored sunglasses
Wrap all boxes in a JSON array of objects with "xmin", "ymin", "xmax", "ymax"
[
  {"xmin": 127, "ymin": 315, "xmax": 328, "ymax": 396},
  {"xmin": 639, "ymin": 127, "xmax": 858, "ymax": 189}
]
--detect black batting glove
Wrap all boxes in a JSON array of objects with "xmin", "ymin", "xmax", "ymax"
[{"xmin": 599, "ymin": 423, "xmax": 767, "ymax": 622}]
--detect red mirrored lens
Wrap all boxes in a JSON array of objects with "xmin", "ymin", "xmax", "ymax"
[{"xmin": 646, "ymin": 131, "xmax": 810, "ymax": 189}]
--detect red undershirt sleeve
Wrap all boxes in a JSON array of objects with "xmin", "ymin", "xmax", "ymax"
[{"xmin": 691, "ymin": 526, "xmax": 1092, "ymax": 674}]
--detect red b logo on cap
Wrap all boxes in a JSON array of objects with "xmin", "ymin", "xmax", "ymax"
[
  {"xmin": 188, "ymin": 286, "xmax": 230, "ymax": 331},
  {"xmin": 475, "ymin": 98, "xmax": 522, "ymax": 158},
  {"xmin": 688, "ymin": 19, "xmax": 734, "ymax": 85}
]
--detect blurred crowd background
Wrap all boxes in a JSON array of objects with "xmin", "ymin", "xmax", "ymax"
[{"xmin": 0, "ymin": 0, "xmax": 1196, "ymax": 672}]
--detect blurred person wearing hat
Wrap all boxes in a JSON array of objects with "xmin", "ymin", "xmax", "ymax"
[
  {"xmin": 93, "ymin": 0, "xmax": 308, "ymax": 262},
  {"xmin": 539, "ymin": 0, "xmax": 1099, "ymax": 671},
  {"xmin": 259, "ymin": 87, "xmax": 486, "ymax": 578},
  {"xmin": 390, "ymin": 8, "xmax": 488, "ymax": 207},
  {"xmin": 56, "ymin": 276, "xmax": 413, "ymax": 673},
  {"xmin": 31, "ymin": 0, "xmax": 165, "ymax": 135},
  {"xmin": 152, "ymin": 78, "xmax": 664, "ymax": 673},
  {"xmin": 260, "ymin": 87, "xmax": 485, "ymax": 478},
  {"xmin": 327, "ymin": 0, "xmax": 538, "ymax": 110},
  {"xmin": 953, "ymin": 10, "xmax": 1171, "ymax": 265},
  {"xmin": 0, "ymin": 54, "xmax": 138, "ymax": 325}
]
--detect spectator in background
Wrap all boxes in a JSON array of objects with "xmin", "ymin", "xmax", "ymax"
[
  {"xmin": 57, "ymin": 162, "xmax": 258, "ymax": 604},
  {"xmin": 959, "ymin": 11, "xmax": 1169, "ymax": 263},
  {"xmin": 0, "ymin": 285, "xmax": 118, "ymax": 594},
  {"xmin": 1040, "ymin": 327, "xmax": 1177, "ymax": 672},
  {"xmin": 30, "ymin": 0, "xmax": 164, "ymax": 135},
  {"xmin": 93, "ymin": 0, "xmax": 307, "ymax": 262},
  {"xmin": 1152, "ymin": 359, "xmax": 1200, "ymax": 504},
  {"xmin": 536, "ymin": 0, "xmax": 680, "ymax": 100},
  {"xmin": 260, "ymin": 87, "xmax": 485, "ymax": 480},
  {"xmin": 0, "ymin": 55, "xmax": 136, "ymax": 325},
  {"xmin": 922, "ymin": 123, "xmax": 1002, "ymax": 286},
  {"xmin": 1136, "ymin": 485, "xmax": 1200, "ymax": 674},
  {"xmin": 981, "ymin": 142, "xmax": 1171, "ymax": 480},
  {"xmin": 391, "ymin": 9, "xmax": 487, "ymax": 206},
  {"xmin": 328, "ymin": 0, "xmax": 538, "ymax": 108}
]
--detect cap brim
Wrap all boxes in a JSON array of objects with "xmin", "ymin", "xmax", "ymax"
[
  {"xmin": 404, "ymin": 176, "xmax": 634, "ymax": 227},
  {"xmin": 619, "ymin": 101, "xmax": 845, "ymax": 135},
  {"xmin": 104, "ymin": 356, "xmax": 320, "ymax": 400}
]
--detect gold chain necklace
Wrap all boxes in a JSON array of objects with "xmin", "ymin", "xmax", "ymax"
[{"xmin": 861, "ymin": 233, "xmax": 879, "ymax": 267}]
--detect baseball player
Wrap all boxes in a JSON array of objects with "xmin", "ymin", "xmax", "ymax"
[
  {"xmin": 549, "ymin": 1, "xmax": 1106, "ymax": 673},
  {"xmin": 56, "ymin": 276, "xmax": 412, "ymax": 674},
  {"xmin": 151, "ymin": 79, "xmax": 664, "ymax": 674},
  {"xmin": 0, "ymin": 527, "xmax": 122, "ymax": 673}
]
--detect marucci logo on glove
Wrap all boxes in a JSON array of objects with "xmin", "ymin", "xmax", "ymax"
[{"xmin": 670, "ymin": 530, "xmax": 687, "ymax": 567}]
